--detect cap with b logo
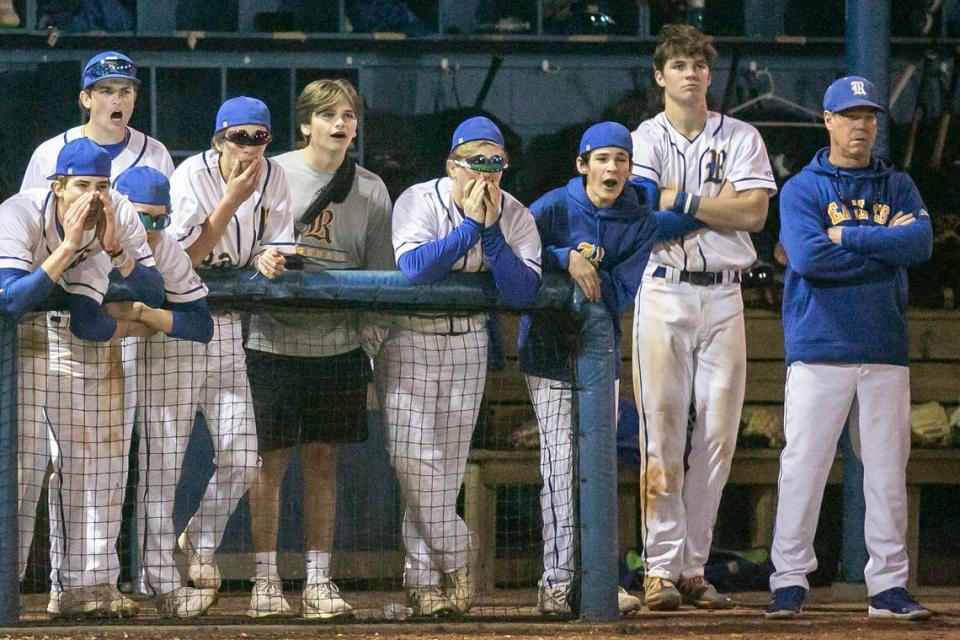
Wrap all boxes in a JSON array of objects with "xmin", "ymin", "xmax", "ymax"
[
  {"xmin": 115, "ymin": 167, "xmax": 171, "ymax": 209},
  {"xmin": 823, "ymin": 76, "xmax": 885, "ymax": 113},
  {"xmin": 48, "ymin": 138, "xmax": 112, "ymax": 180}
]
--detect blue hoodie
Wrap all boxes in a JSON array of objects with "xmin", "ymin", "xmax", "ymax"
[
  {"xmin": 779, "ymin": 149, "xmax": 932, "ymax": 367},
  {"xmin": 518, "ymin": 176, "xmax": 658, "ymax": 380}
]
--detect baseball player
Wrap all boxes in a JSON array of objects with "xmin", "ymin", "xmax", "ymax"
[
  {"xmin": 16, "ymin": 50, "xmax": 174, "ymax": 609},
  {"xmin": 630, "ymin": 24, "xmax": 777, "ymax": 610},
  {"xmin": 383, "ymin": 116, "xmax": 541, "ymax": 616},
  {"xmin": 108, "ymin": 166, "xmax": 218, "ymax": 618},
  {"xmin": 766, "ymin": 76, "xmax": 932, "ymax": 621},
  {"xmin": 243, "ymin": 79, "xmax": 393, "ymax": 619},
  {"xmin": 21, "ymin": 51, "xmax": 174, "ymax": 191},
  {"xmin": 518, "ymin": 122, "xmax": 656, "ymax": 616},
  {"xmin": 1, "ymin": 138, "xmax": 164, "ymax": 618},
  {"xmin": 165, "ymin": 96, "xmax": 293, "ymax": 603}
]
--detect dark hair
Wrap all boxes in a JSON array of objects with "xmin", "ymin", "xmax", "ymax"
[{"xmin": 653, "ymin": 24, "xmax": 717, "ymax": 71}]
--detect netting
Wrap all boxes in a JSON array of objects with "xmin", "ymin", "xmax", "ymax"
[{"xmin": 5, "ymin": 272, "xmax": 619, "ymax": 624}]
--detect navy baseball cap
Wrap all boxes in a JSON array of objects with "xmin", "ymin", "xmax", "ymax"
[
  {"xmin": 823, "ymin": 76, "xmax": 885, "ymax": 112},
  {"xmin": 115, "ymin": 167, "xmax": 171, "ymax": 209},
  {"xmin": 214, "ymin": 96, "xmax": 272, "ymax": 135},
  {"xmin": 450, "ymin": 116, "xmax": 504, "ymax": 152},
  {"xmin": 82, "ymin": 51, "xmax": 139, "ymax": 90},
  {"xmin": 579, "ymin": 121, "xmax": 633, "ymax": 156},
  {"xmin": 48, "ymin": 138, "xmax": 112, "ymax": 179}
]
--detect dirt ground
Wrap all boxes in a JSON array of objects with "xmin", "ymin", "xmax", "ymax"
[{"xmin": 3, "ymin": 587, "xmax": 957, "ymax": 640}]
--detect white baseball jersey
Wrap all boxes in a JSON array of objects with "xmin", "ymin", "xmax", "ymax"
[
  {"xmin": 392, "ymin": 177, "xmax": 542, "ymax": 276},
  {"xmin": 151, "ymin": 231, "xmax": 207, "ymax": 305},
  {"xmin": 631, "ymin": 112, "xmax": 777, "ymax": 271},
  {"xmin": 0, "ymin": 188, "xmax": 155, "ymax": 303},
  {"xmin": 21, "ymin": 126, "xmax": 175, "ymax": 191},
  {"xmin": 169, "ymin": 151, "xmax": 295, "ymax": 268}
]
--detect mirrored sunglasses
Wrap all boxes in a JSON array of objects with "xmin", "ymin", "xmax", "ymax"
[
  {"xmin": 138, "ymin": 211, "xmax": 171, "ymax": 231},
  {"xmin": 453, "ymin": 154, "xmax": 508, "ymax": 173},
  {"xmin": 223, "ymin": 129, "xmax": 273, "ymax": 147},
  {"xmin": 87, "ymin": 59, "xmax": 137, "ymax": 80}
]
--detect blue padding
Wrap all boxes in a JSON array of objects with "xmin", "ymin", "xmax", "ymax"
[
  {"xmin": 200, "ymin": 270, "xmax": 573, "ymax": 311},
  {"xmin": 574, "ymin": 291, "xmax": 619, "ymax": 622},
  {"xmin": 0, "ymin": 315, "xmax": 18, "ymax": 624}
]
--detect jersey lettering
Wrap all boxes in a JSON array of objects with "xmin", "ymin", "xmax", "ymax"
[
  {"xmin": 826, "ymin": 201, "xmax": 851, "ymax": 225},
  {"xmin": 302, "ymin": 208, "xmax": 334, "ymax": 245},
  {"xmin": 872, "ymin": 203, "xmax": 891, "ymax": 225},
  {"xmin": 577, "ymin": 241, "xmax": 604, "ymax": 267},
  {"xmin": 202, "ymin": 251, "xmax": 234, "ymax": 268},
  {"xmin": 850, "ymin": 80, "xmax": 867, "ymax": 96},
  {"xmin": 704, "ymin": 149, "xmax": 727, "ymax": 185}
]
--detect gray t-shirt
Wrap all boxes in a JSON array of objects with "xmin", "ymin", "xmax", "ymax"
[{"xmin": 246, "ymin": 149, "xmax": 394, "ymax": 357}]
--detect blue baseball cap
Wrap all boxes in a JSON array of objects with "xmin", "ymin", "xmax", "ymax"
[
  {"xmin": 823, "ymin": 76, "xmax": 885, "ymax": 112},
  {"xmin": 82, "ymin": 51, "xmax": 139, "ymax": 90},
  {"xmin": 579, "ymin": 121, "xmax": 633, "ymax": 157},
  {"xmin": 450, "ymin": 116, "xmax": 504, "ymax": 152},
  {"xmin": 214, "ymin": 96, "xmax": 272, "ymax": 135},
  {"xmin": 48, "ymin": 138, "xmax": 112, "ymax": 179},
  {"xmin": 115, "ymin": 167, "xmax": 171, "ymax": 209}
]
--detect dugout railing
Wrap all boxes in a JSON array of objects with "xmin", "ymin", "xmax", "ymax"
[{"xmin": 0, "ymin": 270, "xmax": 620, "ymax": 624}]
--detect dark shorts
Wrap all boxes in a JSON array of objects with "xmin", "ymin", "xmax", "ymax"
[{"xmin": 246, "ymin": 348, "xmax": 371, "ymax": 452}]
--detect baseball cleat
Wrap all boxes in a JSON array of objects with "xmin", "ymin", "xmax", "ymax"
[
  {"xmin": 407, "ymin": 586, "xmax": 456, "ymax": 618},
  {"xmin": 178, "ymin": 530, "xmax": 221, "ymax": 591},
  {"xmin": 868, "ymin": 587, "xmax": 932, "ymax": 621},
  {"xmin": 618, "ymin": 586, "xmax": 642, "ymax": 614},
  {"xmin": 301, "ymin": 578, "xmax": 354, "ymax": 619},
  {"xmin": 677, "ymin": 575, "xmax": 733, "ymax": 609},
  {"xmin": 443, "ymin": 563, "xmax": 475, "ymax": 614},
  {"xmin": 154, "ymin": 586, "xmax": 217, "ymax": 619},
  {"xmin": 55, "ymin": 585, "xmax": 139, "ymax": 619},
  {"xmin": 643, "ymin": 576, "xmax": 681, "ymax": 611},
  {"xmin": 765, "ymin": 586, "xmax": 806, "ymax": 619},
  {"xmin": 247, "ymin": 578, "xmax": 293, "ymax": 618},
  {"xmin": 538, "ymin": 582, "xmax": 571, "ymax": 615}
]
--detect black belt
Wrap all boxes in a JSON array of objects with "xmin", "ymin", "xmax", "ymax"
[{"xmin": 652, "ymin": 266, "xmax": 740, "ymax": 286}]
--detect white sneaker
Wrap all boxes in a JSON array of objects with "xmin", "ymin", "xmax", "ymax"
[
  {"xmin": 301, "ymin": 578, "xmax": 353, "ymax": 619},
  {"xmin": 618, "ymin": 586, "xmax": 641, "ymax": 614},
  {"xmin": 538, "ymin": 582, "xmax": 571, "ymax": 615},
  {"xmin": 407, "ymin": 586, "xmax": 456, "ymax": 617},
  {"xmin": 443, "ymin": 564, "xmax": 475, "ymax": 614},
  {"xmin": 247, "ymin": 578, "xmax": 292, "ymax": 618},
  {"xmin": 155, "ymin": 586, "xmax": 217, "ymax": 619},
  {"xmin": 46, "ymin": 590, "xmax": 61, "ymax": 616},
  {"xmin": 178, "ymin": 531, "xmax": 221, "ymax": 590}
]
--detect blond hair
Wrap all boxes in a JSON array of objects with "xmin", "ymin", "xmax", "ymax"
[{"xmin": 446, "ymin": 140, "xmax": 508, "ymax": 178}]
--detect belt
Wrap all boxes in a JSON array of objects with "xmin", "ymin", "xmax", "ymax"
[{"xmin": 652, "ymin": 266, "xmax": 740, "ymax": 286}]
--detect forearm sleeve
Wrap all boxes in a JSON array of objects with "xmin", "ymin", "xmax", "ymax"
[
  {"xmin": 0, "ymin": 268, "xmax": 55, "ymax": 318},
  {"xmin": 397, "ymin": 217, "xmax": 483, "ymax": 285},
  {"xmin": 169, "ymin": 299, "xmax": 215, "ymax": 343},
  {"xmin": 481, "ymin": 222, "xmax": 540, "ymax": 308}
]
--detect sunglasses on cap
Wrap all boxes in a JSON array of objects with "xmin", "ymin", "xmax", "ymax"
[
  {"xmin": 453, "ymin": 154, "xmax": 509, "ymax": 173},
  {"xmin": 87, "ymin": 59, "xmax": 137, "ymax": 81},
  {"xmin": 223, "ymin": 129, "xmax": 273, "ymax": 147},
  {"xmin": 137, "ymin": 211, "xmax": 171, "ymax": 231}
]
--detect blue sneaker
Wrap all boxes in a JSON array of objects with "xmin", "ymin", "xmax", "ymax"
[
  {"xmin": 764, "ymin": 586, "xmax": 806, "ymax": 619},
  {"xmin": 868, "ymin": 587, "xmax": 932, "ymax": 620}
]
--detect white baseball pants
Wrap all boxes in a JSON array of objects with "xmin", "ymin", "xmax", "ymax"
[
  {"xmin": 45, "ymin": 313, "xmax": 130, "ymax": 589},
  {"xmin": 526, "ymin": 374, "xmax": 576, "ymax": 590},
  {"xmin": 377, "ymin": 319, "xmax": 487, "ymax": 587},
  {"xmin": 770, "ymin": 362, "xmax": 911, "ymax": 596},
  {"xmin": 17, "ymin": 314, "xmax": 50, "ymax": 580},
  {"xmin": 632, "ymin": 273, "xmax": 746, "ymax": 580}
]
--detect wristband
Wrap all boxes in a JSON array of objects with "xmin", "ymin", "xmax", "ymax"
[
  {"xmin": 687, "ymin": 194, "xmax": 701, "ymax": 217},
  {"xmin": 110, "ymin": 249, "xmax": 128, "ymax": 269},
  {"xmin": 672, "ymin": 191, "xmax": 688, "ymax": 214}
]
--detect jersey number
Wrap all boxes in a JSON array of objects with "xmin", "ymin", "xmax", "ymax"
[{"xmin": 202, "ymin": 252, "xmax": 234, "ymax": 268}]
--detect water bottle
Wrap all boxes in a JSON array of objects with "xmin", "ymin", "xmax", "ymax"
[
  {"xmin": 382, "ymin": 602, "xmax": 413, "ymax": 620},
  {"xmin": 686, "ymin": 0, "xmax": 705, "ymax": 31}
]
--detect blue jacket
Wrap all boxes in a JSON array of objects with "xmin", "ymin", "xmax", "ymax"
[
  {"xmin": 518, "ymin": 176, "xmax": 658, "ymax": 380},
  {"xmin": 779, "ymin": 149, "xmax": 932, "ymax": 367}
]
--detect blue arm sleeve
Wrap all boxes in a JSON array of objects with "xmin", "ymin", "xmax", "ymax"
[
  {"xmin": 169, "ymin": 298, "xmax": 214, "ymax": 343},
  {"xmin": 481, "ymin": 222, "xmax": 540, "ymax": 308},
  {"xmin": 841, "ymin": 216, "xmax": 933, "ymax": 266},
  {"xmin": 397, "ymin": 218, "xmax": 482, "ymax": 285},
  {"xmin": 609, "ymin": 212, "xmax": 659, "ymax": 314},
  {"xmin": 653, "ymin": 209, "xmax": 703, "ymax": 241},
  {"xmin": 779, "ymin": 179, "xmax": 891, "ymax": 283},
  {"xmin": 0, "ymin": 268, "xmax": 55, "ymax": 319},
  {"xmin": 68, "ymin": 294, "xmax": 117, "ymax": 342},
  {"xmin": 629, "ymin": 176, "xmax": 659, "ymax": 209},
  {"xmin": 122, "ymin": 261, "xmax": 165, "ymax": 307}
]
